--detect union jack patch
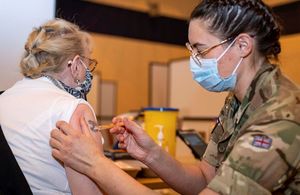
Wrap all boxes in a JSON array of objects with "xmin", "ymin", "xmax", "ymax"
[{"xmin": 252, "ymin": 135, "xmax": 272, "ymax": 149}]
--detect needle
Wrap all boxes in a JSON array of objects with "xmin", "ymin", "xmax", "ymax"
[
  {"xmin": 97, "ymin": 123, "xmax": 115, "ymax": 131},
  {"xmin": 88, "ymin": 120, "xmax": 123, "ymax": 132}
]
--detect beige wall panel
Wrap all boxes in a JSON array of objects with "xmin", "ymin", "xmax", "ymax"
[
  {"xmin": 90, "ymin": 33, "xmax": 300, "ymax": 115},
  {"xmin": 279, "ymin": 33, "xmax": 300, "ymax": 84},
  {"xmin": 90, "ymin": 33, "xmax": 188, "ymax": 114}
]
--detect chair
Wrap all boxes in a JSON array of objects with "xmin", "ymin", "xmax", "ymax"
[{"xmin": 0, "ymin": 125, "xmax": 33, "ymax": 195}]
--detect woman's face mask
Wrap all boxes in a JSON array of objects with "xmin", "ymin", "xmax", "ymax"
[
  {"xmin": 60, "ymin": 60, "xmax": 93, "ymax": 100},
  {"xmin": 75, "ymin": 68, "xmax": 93, "ymax": 95},
  {"xmin": 189, "ymin": 37, "xmax": 243, "ymax": 92}
]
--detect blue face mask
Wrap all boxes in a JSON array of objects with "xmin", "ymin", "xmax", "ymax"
[
  {"xmin": 61, "ymin": 59, "xmax": 93, "ymax": 99},
  {"xmin": 189, "ymin": 38, "xmax": 243, "ymax": 92},
  {"xmin": 59, "ymin": 69, "xmax": 93, "ymax": 100}
]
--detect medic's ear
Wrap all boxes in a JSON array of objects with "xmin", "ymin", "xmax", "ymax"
[{"xmin": 236, "ymin": 33, "xmax": 253, "ymax": 58}]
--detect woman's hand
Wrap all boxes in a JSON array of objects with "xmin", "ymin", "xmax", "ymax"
[{"xmin": 110, "ymin": 117, "xmax": 159, "ymax": 164}]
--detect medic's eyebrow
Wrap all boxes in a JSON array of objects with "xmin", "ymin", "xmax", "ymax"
[{"xmin": 191, "ymin": 42, "xmax": 206, "ymax": 49}]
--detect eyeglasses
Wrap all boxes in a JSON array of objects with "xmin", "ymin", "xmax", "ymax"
[
  {"xmin": 186, "ymin": 37, "xmax": 233, "ymax": 59},
  {"xmin": 80, "ymin": 56, "xmax": 98, "ymax": 72}
]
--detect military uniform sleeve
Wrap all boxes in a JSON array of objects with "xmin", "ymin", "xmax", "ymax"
[
  {"xmin": 202, "ymin": 123, "xmax": 225, "ymax": 167},
  {"xmin": 207, "ymin": 120, "xmax": 300, "ymax": 195}
]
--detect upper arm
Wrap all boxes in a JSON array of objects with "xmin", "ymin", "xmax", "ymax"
[
  {"xmin": 207, "ymin": 120, "xmax": 300, "ymax": 195},
  {"xmin": 69, "ymin": 103, "xmax": 102, "ymax": 142},
  {"xmin": 65, "ymin": 103, "xmax": 103, "ymax": 195}
]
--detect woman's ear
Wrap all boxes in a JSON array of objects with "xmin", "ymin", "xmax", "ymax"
[
  {"xmin": 69, "ymin": 55, "xmax": 81, "ymax": 77},
  {"xmin": 236, "ymin": 33, "xmax": 253, "ymax": 58}
]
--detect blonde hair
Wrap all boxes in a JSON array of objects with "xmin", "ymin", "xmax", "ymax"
[{"xmin": 20, "ymin": 18, "xmax": 92, "ymax": 78}]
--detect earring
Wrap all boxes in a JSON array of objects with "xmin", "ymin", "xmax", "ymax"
[
  {"xmin": 67, "ymin": 60, "xmax": 72, "ymax": 67},
  {"xmin": 74, "ymin": 77, "xmax": 81, "ymax": 85},
  {"xmin": 75, "ymin": 79, "xmax": 81, "ymax": 85}
]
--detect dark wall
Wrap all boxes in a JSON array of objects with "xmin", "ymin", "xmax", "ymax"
[
  {"xmin": 55, "ymin": 0, "xmax": 188, "ymax": 46},
  {"xmin": 56, "ymin": 0, "xmax": 300, "ymax": 46}
]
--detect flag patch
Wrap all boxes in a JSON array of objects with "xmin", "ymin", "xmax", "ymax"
[{"xmin": 252, "ymin": 135, "xmax": 272, "ymax": 149}]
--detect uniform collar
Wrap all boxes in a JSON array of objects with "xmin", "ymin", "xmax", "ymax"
[{"xmin": 234, "ymin": 64, "xmax": 277, "ymax": 126}]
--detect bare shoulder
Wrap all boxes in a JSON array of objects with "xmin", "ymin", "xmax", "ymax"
[
  {"xmin": 74, "ymin": 103, "xmax": 95, "ymax": 117},
  {"xmin": 70, "ymin": 103, "xmax": 97, "ymax": 132}
]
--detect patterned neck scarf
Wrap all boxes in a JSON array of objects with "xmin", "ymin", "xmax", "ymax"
[{"xmin": 44, "ymin": 69, "xmax": 93, "ymax": 100}]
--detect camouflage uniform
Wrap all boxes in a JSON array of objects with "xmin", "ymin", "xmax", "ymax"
[{"xmin": 203, "ymin": 64, "xmax": 300, "ymax": 194}]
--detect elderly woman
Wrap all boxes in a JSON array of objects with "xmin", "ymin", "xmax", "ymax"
[{"xmin": 0, "ymin": 18, "xmax": 103, "ymax": 194}]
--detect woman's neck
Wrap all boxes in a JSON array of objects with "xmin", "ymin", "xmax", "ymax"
[
  {"xmin": 233, "ymin": 57, "xmax": 267, "ymax": 102},
  {"xmin": 49, "ymin": 68, "xmax": 77, "ymax": 88}
]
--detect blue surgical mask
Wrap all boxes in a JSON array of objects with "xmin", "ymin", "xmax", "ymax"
[
  {"xmin": 75, "ymin": 68, "xmax": 93, "ymax": 94},
  {"xmin": 59, "ymin": 69, "xmax": 93, "ymax": 100},
  {"xmin": 189, "ymin": 38, "xmax": 243, "ymax": 92},
  {"xmin": 61, "ymin": 60, "xmax": 93, "ymax": 99}
]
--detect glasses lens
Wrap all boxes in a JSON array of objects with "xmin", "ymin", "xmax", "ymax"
[
  {"xmin": 88, "ymin": 59, "xmax": 97, "ymax": 72},
  {"xmin": 186, "ymin": 42, "xmax": 201, "ymax": 59},
  {"xmin": 80, "ymin": 56, "xmax": 97, "ymax": 72},
  {"xmin": 192, "ymin": 55, "xmax": 202, "ymax": 67},
  {"xmin": 185, "ymin": 42, "xmax": 193, "ymax": 53}
]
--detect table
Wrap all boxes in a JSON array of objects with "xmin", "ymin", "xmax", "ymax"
[{"xmin": 137, "ymin": 177, "xmax": 169, "ymax": 189}]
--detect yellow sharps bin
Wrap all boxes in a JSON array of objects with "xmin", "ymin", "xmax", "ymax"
[{"xmin": 143, "ymin": 107, "xmax": 179, "ymax": 157}]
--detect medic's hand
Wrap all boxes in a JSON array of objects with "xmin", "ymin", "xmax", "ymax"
[
  {"xmin": 50, "ymin": 116, "xmax": 104, "ymax": 175},
  {"xmin": 110, "ymin": 117, "xmax": 159, "ymax": 163}
]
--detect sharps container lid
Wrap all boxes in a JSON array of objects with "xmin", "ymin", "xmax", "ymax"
[{"xmin": 143, "ymin": 107, "xmax": 179, "ymax": 112}]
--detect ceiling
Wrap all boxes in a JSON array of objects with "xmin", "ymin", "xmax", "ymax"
[{"xmin": 86, "ymin": 0, "xmax": 297, "ymax": 19}]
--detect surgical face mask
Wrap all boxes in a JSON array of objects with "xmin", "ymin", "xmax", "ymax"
[
  {"xmin": 75, "ymin": 68, "xmax": 93, "ymax": 94},
  {"xmin": 60, "ymin": 61, "xmax": 93, "ymax": 100},
  {"xmin": 189, "ymin": 38, "xmax": 243, "ymax": 92}
]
